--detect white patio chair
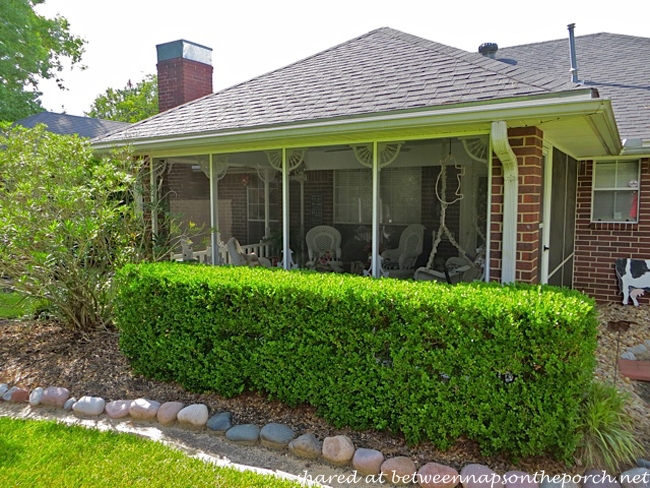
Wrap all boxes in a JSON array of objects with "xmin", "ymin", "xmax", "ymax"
[
  {"xmin": 381, "ymin": 224, "xmax": 425, "ymax": 278},
  {"xmin": 305, "ymin": 225, "xmax": 343, "ymax": 272},
  {"xmin": 227, "ymin": 237, "xmax": 271, "ymax": 267}
]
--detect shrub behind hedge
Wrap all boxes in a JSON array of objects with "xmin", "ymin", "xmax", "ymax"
[{"xmin": 114, "ymin": 263, "xmax": 597, "ymax": 459}]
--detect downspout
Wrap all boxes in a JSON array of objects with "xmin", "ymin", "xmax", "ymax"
[{"xmin": 490, "ymin": 121, "xmax": 518, "ymax": 284}]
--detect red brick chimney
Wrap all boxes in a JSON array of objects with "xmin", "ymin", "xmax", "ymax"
[{"xmin": 156, "ymin": 40, "xmax": 213, "ymax": 113}]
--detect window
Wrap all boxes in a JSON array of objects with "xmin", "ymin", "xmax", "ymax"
[
  {"xmin": 592, "ymin": 160, "xmax": 640, "ymax": 222},
  {"xmin": 247, "ymin": 176, "xmax": 279, "ymax": 222},
  {"xmin": 334, "ymin": 168, "xmax": 421, "ymax": 224}
]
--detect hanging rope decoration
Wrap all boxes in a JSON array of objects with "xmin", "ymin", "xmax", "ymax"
[{"xmin": 425, "ymin": 153, "xmax": 472, "ymax": 270}]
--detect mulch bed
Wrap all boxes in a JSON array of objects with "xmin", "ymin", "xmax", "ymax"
[{"xmin": 1, "ymin": 302, "xmax": 649, "ymax": 474}]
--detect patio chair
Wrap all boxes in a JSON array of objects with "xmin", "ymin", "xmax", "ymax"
[
  {"xmin": 227, "ymin": 237, "xmax": 272, "ymax": 267},
  {"xmin": 381, "ymin": 224, "xmax": 425, "ymax": 278},
  {"xmin": 305, "ymin": 225, "xmax": 343, "ymax": 272}
]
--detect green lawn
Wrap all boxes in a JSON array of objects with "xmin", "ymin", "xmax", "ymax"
[
  {"xmin": 0, "ymin": 291, "xmax": 36, "ymax": 319},
  {"xmin": 0, "ymin": 417, "xmax": 304, "ymax": 487}
]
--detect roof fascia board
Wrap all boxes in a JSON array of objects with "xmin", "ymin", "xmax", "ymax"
[{"xmin": 92, "ymin": 91, "xmax": 616, "ymax": 155}]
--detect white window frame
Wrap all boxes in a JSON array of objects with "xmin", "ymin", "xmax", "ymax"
[
  {"xmin": 591, "ymin": 159, "xmax": 640, "ymax": 223},
  {"xmin": 247, "ymin": 177, "xmax": 280, "ymax": 223}
]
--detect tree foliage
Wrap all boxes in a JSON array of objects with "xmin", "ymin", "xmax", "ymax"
[
  {"xmin": 0, "ymin": 0, "xmax": 86, "ymax": 122},
  {"xmin": 86, "ymin": 75, "xmax": 158, "ymax": 123},
  {"xmin": 0, "ymin": 124, "xmax": 187, "ymax": 331}
]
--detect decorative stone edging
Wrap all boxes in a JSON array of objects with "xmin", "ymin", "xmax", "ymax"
[
  {"xmin": 621, "ymin": 341, "xmax": 650, "ymax": 361},
  {"xmin": 0, "ymin": 382, "xmax": 647, "ymax": 487}
]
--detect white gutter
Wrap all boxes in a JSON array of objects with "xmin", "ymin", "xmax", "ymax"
[{"xmin": 490, "ymin": 121, "xmax": 518, "ymax": 284}]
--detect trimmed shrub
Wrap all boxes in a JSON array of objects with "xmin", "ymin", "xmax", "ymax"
[{"xmin": 114, "ymin": 262, "xmax": 598, "ymax": 459}]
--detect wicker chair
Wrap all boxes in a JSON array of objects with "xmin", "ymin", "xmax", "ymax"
[
  {"xmin": 305, "ymin": 225, "xmax": 343, "ymax": 272},
  {"xmin": 381, "ymin": 224, "xmax": 425, "ymax": 278}
]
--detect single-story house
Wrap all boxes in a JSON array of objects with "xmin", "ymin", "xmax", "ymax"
[
  {"xmin": 92, "ymin": 27, "xmax": 650, "ymax": 304},
  {"xmin": 16, "ymin": 111, "xmax": 129, "ymax": 138}
]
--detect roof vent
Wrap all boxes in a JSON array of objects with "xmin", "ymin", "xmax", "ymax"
[
  {"xmin": 567, "ymin": 23, "xmax": 579, "ymax": 83},
  {"xmin": 478, "ymin": 42, "xmax": 499, "ymax": 59}
]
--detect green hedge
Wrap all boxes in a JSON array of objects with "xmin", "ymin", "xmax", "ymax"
[{"xmin": 114, "ymin": 262, "xmax": 598, "ymax": 459}]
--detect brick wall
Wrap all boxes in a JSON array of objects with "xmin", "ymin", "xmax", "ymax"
[
  {"xmin": 157, "ymin": 58, "xmax": 213, "ymax": 113},
  {"xmin": 489, "ymin": 127, "xmax": 544, "ymax": 283},
  {"xmin": 574, "ymin": 158, "xmax": 650, "ymax": 303}
]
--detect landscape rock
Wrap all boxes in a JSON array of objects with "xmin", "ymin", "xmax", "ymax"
[
  {"xmin": 157, "ymin": 401, "xmax": 184, "ymax": 425},
  {"xmin": 226, "ymin": 424, "xmax": 260, "ymax": 445},
  {"xmin": 417, "ymin": 462, "xmax": 460, "ymax": 488},
  {"xmin": 29, "ymin": 387, "xmax": 44, "ymax": 406},
  {"xmin": 381, "ymin": 456, "xmax": 417, "ymax": 485},
  {"xmin": 637, "ymin": 460, "xmax": 650, "ymax": 470},
  {"xmin": 177, "ymin": 404, "xmax": 209, "ymax": 428},
  {"xmin": 541, "ymin": 480, "xmax": 579, "ymax": 488},
  {"xmin": 206, "ymin": 412, "xmax": 232, "ymax": 433},
  {"xmin": 621, "ymin": 351, "xmax": 637, "ymax": 360},
  {"xmin": 0, "ymin": 383, "xmax": 8, "ymax": 397},
  {"xmin": 352, "ymin": 448, "xmax": 385, "ymax": 476},
  {"xmin": 321, "ymin": 435, "xmax": 355, "ymax": 466},
  {"xmin": 63, "ymin": 397, "xmax": 76, "ymax": 411},
  {"xmin": 629, "ymin": 344, "xmax": 648, "ymax": 356},
  {"xmin": 41, "ymin": 386, "xmax": 70, "ymax": 408},
  {"xmin": 260, "ymin": 423, "xmax": 295, "ymax": 450},
  {"xmin": 72, "ymin": 396, "xmax": 106, "ymax": 416},
  {"xmin": 129, "ymin": 398, "xmax": 160, "ymax": 420},
  {"xmin": 619, "ymin": 468, "xmax": 650, "ymax": 488},
  {"xmin": 105, "ymin": 400, "xmax": 132, "ymax": 419},
  {"xmin": 2, "ymin": 386, "xmax": 18, "ymax": 401},
  {"xmin": 504, "ymin": 470, "xmax": 537, "ymax": 488},
  {"xmin": 6, "ymin": 387, "xmax": 29, "ymax": 403},
  {"xmin": 461, "ymin": 464, "xmax": 505, "ymax": 488},
  {"xmin": 288, "ymin": 433, "xmax": 321, "ymax": 459},
  {"xmin": 584, "ymin": 468, "xmax": 621, "ymax": 488}
]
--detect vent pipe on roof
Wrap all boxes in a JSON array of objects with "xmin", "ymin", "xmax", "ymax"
[
  {"xmin": 567, "ymin": 23, "xmax": 579, "ymax": 83},
  {"xmin": 478, "ymin": 42, "xmax": 499, "ymax": 59}
]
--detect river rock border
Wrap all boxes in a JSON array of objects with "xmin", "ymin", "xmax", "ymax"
[{"xmin": 0, "ymin": 382, "xmax": 647, "ymax": 487}]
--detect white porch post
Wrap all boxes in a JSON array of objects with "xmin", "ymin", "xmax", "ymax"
[
  {"xmin": 209, "ymin": 154, "xmax": 221, "ymax": 265},
  {"xmin": 371, "ymin": 141, "xmax": 380, "ymax": 278},
  {"xmin": 149, "ymin": 158, "xmax": 158, "ymax": 237},
  {"xmin": 282, "ymin": 148, "xmax": 290, "ymax": 270},
  {"xmin": 264, "ymin": 174, "xmax": 271, "ymax": 238}
]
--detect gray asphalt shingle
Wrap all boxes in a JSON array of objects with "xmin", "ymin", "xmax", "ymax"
[
  {"xmin": 94, "ymin": 27, "xmax": 577, "ymax": 144},
  {"xmin": 498, "ymin": 32, "xmax": 650, "ymax": 141}
]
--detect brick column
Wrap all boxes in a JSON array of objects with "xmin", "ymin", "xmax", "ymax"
[{"xmin": 489, "ymin": 127, "xmax": 544, "ymax": 283}]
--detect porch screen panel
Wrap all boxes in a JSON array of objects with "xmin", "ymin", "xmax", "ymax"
[
  {"xmin": 547, "ymin": 148, "xmax": 577, "ymax": 288},
  {"xmin": 334, "ymin": 168, "xmax": 421, "ymax": 224}
]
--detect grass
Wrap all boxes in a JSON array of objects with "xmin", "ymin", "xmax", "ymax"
[
  {"xmin": 0, "ymin": 417, "xmax": 304, "ymax": 487},
  {"xmin": 0, "ymin": 291, "xmax": 38, "ymax": 319},
  {"xmin": 577, "ymin": 381, "xmax": 644, "ymax": 473}
]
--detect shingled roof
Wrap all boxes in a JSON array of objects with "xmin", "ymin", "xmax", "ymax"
[
  {"xmin": 16, "ymin": 111, "xmax": 129, "ymax": 139},
  {"xmin": 94, "ymin": 27, "xmax": 580, "ymax": 145},
  {"xmin": 498, "ymin": 33, "xmax": 650, "ymax": 142}
]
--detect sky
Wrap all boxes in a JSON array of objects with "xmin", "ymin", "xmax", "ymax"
[{"xmin": 35, "ymin": 0, "xmax": 649, "ymax": 117}]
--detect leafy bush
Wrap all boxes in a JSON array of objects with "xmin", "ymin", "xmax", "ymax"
[
  {"xmin": 115, "ymin": 263, "xmax": 598, "ymax": 460},
  {"xmin": 0, "ymin": 124, "xmax": 190, "ymax": 331},
  {"xmin": 577, "ymin": 382, "xmax": 643, "ymax": 472}
]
